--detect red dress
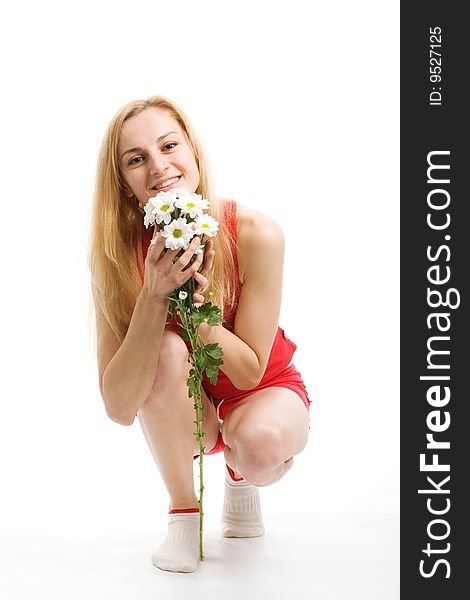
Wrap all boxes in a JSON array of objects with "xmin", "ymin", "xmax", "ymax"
[{"xmin": 142, "ymin": 200, "xmax": 311, "ymax": 455}]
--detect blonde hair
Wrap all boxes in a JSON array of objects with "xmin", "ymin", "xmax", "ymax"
[{"xmin": 88, "ymin": 95, "xmax": 237, "ymax": 342}]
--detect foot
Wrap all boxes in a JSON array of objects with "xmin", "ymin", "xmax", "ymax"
[
  {"xmin": 151, "ymin": 508, "xmax": 200, "ymax": 573},
  {"xmin": 221, "ymin": 465, "xmax": 265, "ymax": 538}
]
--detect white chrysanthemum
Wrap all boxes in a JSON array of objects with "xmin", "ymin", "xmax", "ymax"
[
  {"xmin": 174, "ymin": 193, "xmax": 209, "ymax": 218},
  {"xmin": 143, "ymin": 201, "xmax": 156, "ymax": 228},
  {"xmin": 145, "ymin": 193, "xmax": 175, "ymax": 226},
  {"xmin": 161, "ymin": 217, "xmax": 194, "ymax": 250},
  {"xmin": 193, "ymin": 214, "xmax": 219, "ymax": 237},
  {"xmin": 165, "ymin": 187, "xmax": 192, "ymax": 201}
]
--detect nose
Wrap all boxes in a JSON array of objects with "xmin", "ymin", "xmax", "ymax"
[{"xmin": 148, "ymin": 151, "xmax": 168, "ymax": 175}]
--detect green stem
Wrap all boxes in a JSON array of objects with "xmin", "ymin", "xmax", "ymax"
[{"xmin": 176, "ymin": 295, "xmax": 205, "ymax": 561}]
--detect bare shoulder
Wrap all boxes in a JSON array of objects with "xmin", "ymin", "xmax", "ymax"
[
  {"xmin": 236, "ymin": 205, "xmax": 285, "ymax": 249},
  {"xmin": 236, "ymin": 205, "xmax": 284, "ymax": 282}
]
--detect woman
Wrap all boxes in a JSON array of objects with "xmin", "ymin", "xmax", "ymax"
[{"xmin": 88, "ymin": 96, "xmax": 311, "ymax": 573}]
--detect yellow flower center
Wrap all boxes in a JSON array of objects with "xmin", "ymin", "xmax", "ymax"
[
  {"xmin": 161, "ymin": 204, "xmax": 169, "ymax": 211},
  {"xmin": 187, "ymin": 202, "xmax": 196, "ymax": 209},
  {"xmin": 173, "ymin": 229, "xmax": 183, "ymax": 238},
  {"xmin": 202, "ymin": 223, "xmax": 209, "ymax": 229}
]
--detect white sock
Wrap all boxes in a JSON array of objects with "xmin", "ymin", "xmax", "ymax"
[
  {"xmin": 151, "ymin": 509, "xmax": 200, "ymax": 573},
  {"xmin": 221, "ymin": 465, "xmax": 265, "ymax": 538}
]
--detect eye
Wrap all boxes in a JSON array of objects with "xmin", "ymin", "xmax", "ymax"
[
  {"xmin": 163, "ymin": 142, "xmax": 177, "ymax": 151},
  {"xmin": 128, "ymin": 155, "xmax": 145, "ymax": 166}
]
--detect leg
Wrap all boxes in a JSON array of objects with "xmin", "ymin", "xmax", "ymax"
[
  {"xmin": 137, "ymin": 330, "xmax": 220, "ymax": 510},
  {"xmin": 221, "ymin": 387, "xmax": 310, "ymax": 487},
  {"xmin": 136, "ymin": 330, "xmax": 220, "ymax": 572},
  {"xmin": 219, "ymin": 387, "xmax": 309, "ymax": 538}
]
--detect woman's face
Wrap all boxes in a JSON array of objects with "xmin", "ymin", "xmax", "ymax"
[{"xmin": 118, "ymin": 107, "xmax": 200, "ymax": 205}]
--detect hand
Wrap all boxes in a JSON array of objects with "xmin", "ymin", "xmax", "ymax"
[
  {"xmin": 143, "ymin": 234, "xmax": 203, "ymax": 301},
  {"xmin": 192, "ymin": 239, "xmax": 215, "ymax": 306}
]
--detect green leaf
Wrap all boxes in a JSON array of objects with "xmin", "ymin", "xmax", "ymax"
[
  {"xmin": 206, "ymin": 305, "xmax": 224, "ymax": 327},
  {"xmin": 190, "ymin": 302, "xmax": 224, "ymax": 327},
  {"xmin": 187, "ymin": 377, "xmax": 200, "ymax": 400},
  {"xmin": 205, "ymin": 364, "xmax": 220, "ymax": 385},
  {"xmin": 190, "ymin": 311, "xmax": 205, "ymax": 327},
  {"xmin": 204, "ymin": 343, "xmax": 224, "ymax": 360},
  {"xmin": 191, "ymin": 341, "xmax": 224, "ymax": 386}
]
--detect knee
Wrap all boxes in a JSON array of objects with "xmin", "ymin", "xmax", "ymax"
[
  {"xmin": 145, "ymin": 331, "xmax": 190, "ymax": 402},
  {"xmin": 235, "ymin": 424, "xmax": 288, "ymax": 484},
  {"xmin": 156, "ymin": 330, "xmax": 190, "ymax": 377}
]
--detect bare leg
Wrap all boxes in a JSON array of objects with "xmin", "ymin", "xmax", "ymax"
[
  {"xmin": 220, "ymin": 388, "xmax": 309, "ymax": 538},
  {"xmin": 222, "ymin": 387, "xmax": 309, "ymax": 487},
  {"xmin": 137, "ymin": 330, "xmax": 219, "ymax": 509},
  {"xmin": 136, "ymin": 330, "xmax": 220, "ymax": 572}
]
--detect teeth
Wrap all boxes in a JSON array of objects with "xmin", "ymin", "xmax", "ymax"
[{"xmin": 153, "ymin": 176, "xmax": 180, "ymax": 190}]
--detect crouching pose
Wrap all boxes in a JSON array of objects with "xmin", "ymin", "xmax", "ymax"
[{"xmin": 88, "ymin": 95, "xmax": 311, "ymax": 573}]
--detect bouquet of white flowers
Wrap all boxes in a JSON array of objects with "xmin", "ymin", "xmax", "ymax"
[{"xmin": 143, "ymin": 187, "xmax": 224, "ymax": 560}]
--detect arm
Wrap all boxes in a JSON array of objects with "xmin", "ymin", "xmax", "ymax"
[
  {"xmin": 198, "ymin": 209, "xmax": 284, "ymax": 390},
  {"xmin": 98, "ymin": 292, "xmax": 169, "ymax": 426},
  {"xmin": 97, "ymin": 235, "xmax": 204, "ymax": 426}
]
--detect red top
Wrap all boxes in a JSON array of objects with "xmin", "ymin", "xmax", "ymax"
[{"xmin": 141, "ymin": 200, "xmax": 297, "ymax": 400}]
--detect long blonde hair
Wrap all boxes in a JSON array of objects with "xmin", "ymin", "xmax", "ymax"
[{"xmin": 88, "ymin": 96, "xmax": 237, "ymax": 342}]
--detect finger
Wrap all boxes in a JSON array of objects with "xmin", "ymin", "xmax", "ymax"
[
  {"xmin": 174, "ymin": 241, "xmax": 203, "ymax": 275},
  {"xmin": 146, "ymin": 232, "xmax": 166, "ymax": 260},
  {"xmin": 158, "ymin": 236, "xmax": 196, "ymax": 268},
  {"xmin": 172, "ymin": 237, "xmax": 201, "ymax": 272},
  {"xmin": 200, "ymin": 240, "xmax": 215, "ymax": 277},
  {"xmin": 180, "ymin": 251, "xmax": 203, "ymax": 285},
  {"xmin": 194, "ymin": 271, "xmax": 208, "ymax": 293},
  {"xmin": 184, "ymin": 251, "xmax": 204, "ymax": 274},
  {"xmin": 193, "ymin": 293, "xmax": 205, "ymax": 305},
  {"xmin": 159, "ymin": 245, "xmax": 181, "ymax": 267}
]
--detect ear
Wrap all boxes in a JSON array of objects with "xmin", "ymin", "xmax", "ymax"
[{"xmin": 123, "ymin": 183, "xmax": 134, "ymax": 198}]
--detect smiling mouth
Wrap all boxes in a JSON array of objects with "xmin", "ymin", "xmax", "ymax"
[{"xmin": 152, "ymin": 176, "xmax": 181, "ymax": 191}]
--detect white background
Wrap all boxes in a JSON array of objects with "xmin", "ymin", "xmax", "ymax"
[{"xmin": 0, "ymin": 0, "xmax": 399, "ymax": 596}]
